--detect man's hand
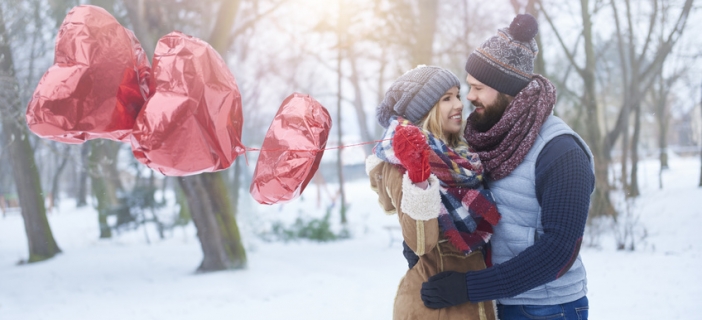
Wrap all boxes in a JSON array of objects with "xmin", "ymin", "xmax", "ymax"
[
  {"xmin": 421, "ymin": 271, "xmax": 469, "ymax": 309},
  {"xmin": 393, "ymin": 125, "xmax": 431, "ymax": 183}
]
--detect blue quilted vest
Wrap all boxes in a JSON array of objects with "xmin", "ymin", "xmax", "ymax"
[{"xmin": 488, "ymin": 115, "xmax": 594, "ymax": 305}]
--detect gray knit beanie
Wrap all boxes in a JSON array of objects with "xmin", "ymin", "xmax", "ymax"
[
  {"xmin": 376, "ymin": 65, "xmax": 461, "ymax": 128},
  {"xmin": 465, "ymin": 14, "xmax": 539, "ymax": 96}
]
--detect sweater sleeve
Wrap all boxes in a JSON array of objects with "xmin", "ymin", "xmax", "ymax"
[{"xmin": 464, "ymin": 135, "xmax": 595, "ymax": 302}]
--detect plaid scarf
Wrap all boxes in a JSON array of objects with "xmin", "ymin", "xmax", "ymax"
[{"xmin": 374, "ymin": 117, "xmax": 500, "ymax": 254}]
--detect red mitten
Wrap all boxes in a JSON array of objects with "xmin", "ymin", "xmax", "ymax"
[{"xmin": 393, "ymin": 125, "xmax": 431, "ymax": 183}]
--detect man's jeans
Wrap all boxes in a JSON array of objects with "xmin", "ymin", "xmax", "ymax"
[{"xmin": 497, "ymin": 296, "xmax": 588, "ymax": 320}]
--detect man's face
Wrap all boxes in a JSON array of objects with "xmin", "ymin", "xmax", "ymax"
[{"xmin": 465, "ymin": 74, "xmax": 512, "ymax": 132}]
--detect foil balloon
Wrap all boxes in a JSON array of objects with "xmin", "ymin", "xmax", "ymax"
[
  {"xmin": 250, "ymin": 93, "xmax": 332, "ymax": 205},
  {"xmin": 130, "ymin": 32, "xmax": 245, "ymax": 176},
  {"xmin": 25, "ymin": 5, "xmax": 151, "ymax": 144}
]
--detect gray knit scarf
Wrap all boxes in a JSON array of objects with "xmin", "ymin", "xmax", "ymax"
[{"xmin": 464, "ymin": 75, "xmax": 556, "ymax": 180}]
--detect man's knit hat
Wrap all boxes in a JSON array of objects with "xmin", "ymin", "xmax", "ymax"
[
  {"xmin": 376, "ymin": 65, "xmax": 461, "ymax": 128},
  {"xmin": 465, "ymin": 14, "xmax": 539, "ymax": 97}
]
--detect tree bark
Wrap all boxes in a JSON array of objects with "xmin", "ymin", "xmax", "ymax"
[
  {"xmin": 620, "ymin": 110, "xmax": 630, "ymax": 192},
  {"xmin": 654, "ymin": 73, "xmax": 670, "ymax": 189},
  {"xmin": 349, "ymin": 57, "xmax": 374, "ymax": 156},
  {"xmin": 76, "ymin": 142, "xmax": 90, "ymax": 207},
  {"xmin": 699, "ymin": 79, "xmax": 702, "ymax": 187},
  {"xmin": 628, "ymin": 102, "xmax": 641, "ymax": 197},
  {"xmin": 336, "ymin": 1, "xmax": 347, "ymax": 224},
  {"xmin": 0, "ymin": 9, "xmax": 61, "ymax": 262},
  {"xmin": 412, "ymin": 0, "xmax": 438, "ymax": 67},
  {"xmin": 178, "ymin": 173, "xmax": 246, "ymax": 271},
  {"xmin": 48, "ymin": 145, "xmax": 71, "ymax": 209},
  {"xmin": 1, "ymin": 124, "xmax": 61, "ymax": 262},
  {"xmin": 580, "ymin": 0, "xmax": 616, "ymax": 217},
  {"xmin": 87, "ymin": 140, "xmax": 123, "ymax": 238}
]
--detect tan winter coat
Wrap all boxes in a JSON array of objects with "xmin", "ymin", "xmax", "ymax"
[{"xmin": 367, "ymin": 155, "xmax": 496, "ymax": 320}]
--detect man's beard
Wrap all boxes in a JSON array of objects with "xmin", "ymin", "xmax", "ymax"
[{"xmin": 467, "ymin": 93, "xmax": 511, "ymax": 132}]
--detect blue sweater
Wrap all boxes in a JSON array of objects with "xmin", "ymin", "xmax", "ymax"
[{"xmin": 463, "ymin": 134, "xmax": 595, "ymax": 302}]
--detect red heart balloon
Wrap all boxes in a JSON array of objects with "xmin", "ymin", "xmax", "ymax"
[
  {"xmin": 250, "ymin": 93, "xmax": 332, "ymax": 205},
  {"xmin": 25, "ymin": 5, "xmax": 151, "ymax": 144},
  {"xmin": 130, "ymin": 32, "xmax": 245, "ymax": 176}
]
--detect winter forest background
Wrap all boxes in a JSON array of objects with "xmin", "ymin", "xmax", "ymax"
[{"xmin": 1, "ymin": 0, "xmax": 701, "ymax": 319}]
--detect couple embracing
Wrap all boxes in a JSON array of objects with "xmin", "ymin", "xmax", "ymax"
[{"xmin": 366, "ymin": 14, "xmax": 594, "ymax": 320}]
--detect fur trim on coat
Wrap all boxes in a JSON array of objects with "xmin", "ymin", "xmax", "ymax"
[{"xmin": 400, "ymin": 172, "xmax": 441, "ymax": 221}]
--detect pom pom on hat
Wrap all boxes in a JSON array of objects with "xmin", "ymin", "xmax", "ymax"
[{"xmin": 509, "ymin": 14, "xmax": 538, "ymax": 42}]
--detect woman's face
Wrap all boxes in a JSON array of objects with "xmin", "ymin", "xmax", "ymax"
[{"xmin": 438, "ymin": 86, "xmax": 464, "ymax": 136}]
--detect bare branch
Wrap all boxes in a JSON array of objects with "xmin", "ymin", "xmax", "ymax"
[
  {"xmin": 624, "ymin": 0, "xmax": 636, "ymax": 69},
  {"xmin": 537, "ymin": 0, "xmax": 585, "ymax": 76},
  {"xmin": 636, "ymin": 0, "xmax": 658, "ymax": 65},
  {"xmin": 640, "ymin": 0, "xmax": 694, "ymax": 81},
  {"xmin": 231, "ymin": 0, "xmax": 287, "ymax": 40}
]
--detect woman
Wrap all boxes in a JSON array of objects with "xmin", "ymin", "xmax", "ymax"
[{"xmin": 366, "ymin": 66, "xmax": 500, "ymax": 320}]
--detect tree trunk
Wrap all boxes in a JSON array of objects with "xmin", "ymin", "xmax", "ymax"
[
  {"xmin": 121, "ymin": 0, "xmax": 156, "ymax": 57},
  {"xmin": 76, "ymin": 142, "xmax": 90, "ymax": 207},
  {"xmin": 0, "ymin": 9, "xmax": 61, "ymax": 262},
  {"xmin": 2, "ymin": 124, "xmax": 62, "ymax": 262},
  {"xmin": 336, "ymin": 0, "xmax": 347, "ymax": 224},
  {"xmin": 229, "ymin": 157, "xmax": 242, "ymax": 211},
  {"xmin": 412, "ymin": 0, "xmax": 438, "ymax": 67},
  {"xmin": 655, "ymin": 74, "xmax": 669, "ymax": 189},
  {"xmin": 620, "ymin": 108, "xmax": 630, "ymax": 192},
  {"xmin": 87, "ymin": 140, "xmax": 123, "ymax": 238},
  {"xmin": 49, "ymin": 145, "xmax": 71, "ymax": 209},
  {"xmin": 628, "ymin": 102, "xmax": 641, "ymax": 197},
  {"xmin": 349, "ymin": 57, "xmax": 374, "ymax": 156},
  {"xmin": 699, "ymin": 80, "xmax": 702, "ymax": 187},
  {"xmin": 178, "ymin": 173, "xmax": 246, "ymax": 271},
  {"xmin": 580, "ymin": 0, "xmax": 616, "ymax": 218}
]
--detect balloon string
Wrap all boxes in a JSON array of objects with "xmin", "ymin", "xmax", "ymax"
[{"xmin": 244, "ymin": 138, "xmax": 390, "ymax": 153}]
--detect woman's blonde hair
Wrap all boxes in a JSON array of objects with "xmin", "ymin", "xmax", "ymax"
[{"xmin": 419, "ymin": 101, "xmax": 464, "ymax": 148}]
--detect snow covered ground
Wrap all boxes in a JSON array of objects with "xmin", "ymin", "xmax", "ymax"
[{"xmin": 1, "ymin": 155, "xmax": 701, "ymax": 320}]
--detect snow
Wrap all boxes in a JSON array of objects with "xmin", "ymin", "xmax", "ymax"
[{"xmin": 1, "ymin": 156, "xmax": 702, "ymax": 319}]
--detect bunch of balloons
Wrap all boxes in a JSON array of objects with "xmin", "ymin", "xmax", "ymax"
[{"xmin": 26, "ymin": 5, "xmax": 331, "ymax": 205}]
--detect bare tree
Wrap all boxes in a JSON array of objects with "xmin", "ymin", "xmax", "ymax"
[
  {"xmin": 0, "ymin": 3, "xmax": 60, "ymax": 262},
  {"xmin": 539, "ymin": 0, "xmax": 694, "ymax": 214},
  {"xmin": 609, "ymin": 0, "xmax": 695, "ymax": 197},
  {"xmin": 540, "ymin": 0, "xmax": 616, "ymax": 217},
  {"xmin": 650, "ymin": 65, "xmax": 684, "ymax": 189}
]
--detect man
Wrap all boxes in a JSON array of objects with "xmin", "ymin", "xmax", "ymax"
[{"xmin": 419, "ymin": 14, "xmax": 595, "ymax": 319}]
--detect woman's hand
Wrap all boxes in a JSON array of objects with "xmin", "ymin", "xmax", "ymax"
[{"xmin": 393, "ymin": 125, "xmax": 431, "ymax": 184}]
